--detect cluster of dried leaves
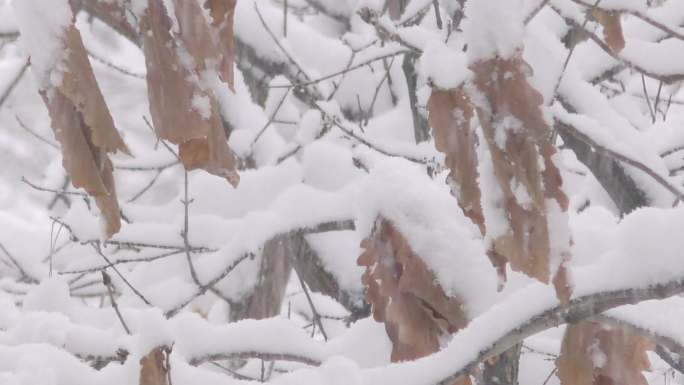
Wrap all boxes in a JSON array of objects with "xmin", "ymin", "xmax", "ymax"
[
  {"xmin": 142, "ymin": 0, "xmax": 239, "ymax": 186},
  {"xmin": 358, "ymin": 218, "xmax": 471, "ymax": 384},
  {"xmin": 37, "ymin": 0, "xmax": 239, "ymax": 239},
  {"xmin": 426, "ymin": 54, "xmax": 572, "ymax": 305}
]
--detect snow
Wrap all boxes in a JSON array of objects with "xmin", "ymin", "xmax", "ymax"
[
  {"xmin": 4, "ymin": 0, "xmax": 684, "ymax": 384},
  {"xmin": 357, "ymin": 158, "xmax": 498, "ymax": 315},
  {"xmin": 419, "ymin": 40, "xmax": 471, "ymax": 89},
  {"xmin": 11, "ymin": 0, "xmax": 72, "ymax": 89},
  {"xmin": 191, "ymin": 94, "xmax": 211, "ymax": 120},
  {"xmin": 463, "ymin": 0, "xmax": 526, "ymax": 62}
]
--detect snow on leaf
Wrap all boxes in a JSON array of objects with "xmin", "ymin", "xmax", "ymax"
[
  {"xmin": 139, "ymin": 346, "xmax": 169, "ymax": 385},
  {"xmin": 141, "ymin": 0, "xmax": 239, "ymax": 186},
  {"xmin": 14, "ymin": 1, "xmax": 129, "ymax": 238},
  {"xmin": 358, "ymin": 218, "xmax": 468, "ymax": 365},
  {"xmin": 427, "ymin": 88, "xmax": 507, "ymax": 283},
  {"xmin": 471, "ymin": 55, "xmax": 572, "ymax": 304},
  {"xmin": 557, "ymin": 321, "xmax": 652, "ymax": 385},
  {"xmin": 202, "ymin": 0, "xmax": 237, "ymax": 87},
  {"xmin": 592, "ymin": 8, "xmax": 625, "ymax": 54}
]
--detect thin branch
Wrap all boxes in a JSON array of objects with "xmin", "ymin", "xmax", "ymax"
[
  {"xmin": 555, "ymin": 119, "xmax": 684, "ymax": 202},
  {"xmin": 181, "ymin": 170, "xmax": 201, "ymax": 287},
  {"xmin": 551, "ymin": 4, "xmax": 684, "ymax": 84},
  {"xmin": 641, "ymin": 74, "xmax": 656, "ymax": 122},
  {"xmin": 253, "ymin": 2, "xmax": 314, "ymax": 85},
  {"xmin": 313, "ymin": 103, "xmax": 429, "ymax": 164},
  {"xmin": 15, "ymin": 115, "xmax": 59, "ymax": 149},
  {"xmin": 358, "ymin": 8, "xmax": 422, "ymax": 52},
  {"xmin": 126, "ymin": 169, "xmax": 164, "ymax": 203},
  {"xmin": 21, "ymin": 177, "xmax": 87, "ymax": 198},
  {"xmin": 59, "ymin": 250, "xmax": 184, "ymax": 275},
  {"xmin": 269, "ymin": 50, "xmax": 409, "ymax": 91},
  {"xmin": 0, "ymin": 59, "xmax": 29, "ymax": 109},
  {"xmin": 87, "ymin": 50, "xmax": 145, "ymax": 79},
  {"xmin": 552, "ymin": 0, "xmax": 602, "ymax": 98},
  {"xmin": 429, "ymin": 277, "xmax": 684, "ymax": 385},
  {"xmin": 190, "ymin": 351, "xmax": 321, "ymax": 367},
  {"xmin": 292, "ymin": 231, "xmax": 328, "ymax": 341},
  {"xmin": 92, "ymin": 243, "xmax": 152, "ymax": 306},
  {"xmin": 252, "ymin": 88, "xmax": 291, "ymax": 145},
  {"xmin": 209, "ymin": 362, "xmax": 260, "ymax": 381},
  {"xmin": 432, "ymin": 0, "xmax": 443, "ymax": 29},
  {"xmin": 571, "ymin": 0, "xmax": 684, "ymax": 42},
  {"xmin": 524, "ymin": 0, "xmax": 551, "ymax": 25},
  {"xmin": 0, "ymin": 242, "xmax": 36, "ymax": 283},
  {"xmin": 102, "ymin": 271, "xmax": 131, "ymax": 335}
]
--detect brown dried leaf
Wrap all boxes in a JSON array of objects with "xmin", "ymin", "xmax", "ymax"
[
  {"xmin": 139, "ymin": 347, "xmax": 169, "ymax": 385},
  {"xmin": 427, "ymin": 89, "xmax": 507, "ymax": 283},
  {"xmin": 593, "ymin": 9, "xmax": 625, "ymax": 53},
  {"xmin": 428, "ymin": 89, "xmax": 481, "ymax": 230},
  {"xmin": 358, "ymin": 218, "xmax": 469, "ymax": 365},
  {"xmin": 471, "ymin": 55, "xmax": 571, "ymax": 302},
  {"xmin": 557, "ymin": 321, "xmax": 652, "ymax": 385},
  {"xmin": 141, "ymin": 0, "xmax": 239, "ymax": 186},
  {"xmin": 60, "ymin": 26, "xmax": 130, "ymax": 155},
  {"xmin": 202, "ymin": 0, "xmax": 237, "ymax": 87},
  {"xmin": 39, "ymin": 23, "xmax": 129, "ymax": 238}
]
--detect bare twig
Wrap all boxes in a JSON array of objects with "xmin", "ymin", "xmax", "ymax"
[
  {"xmin": 555, "ymin": 118, "xmax": 684, "ymax": 202},
  {"xmin": 87, "ymin": 50, "xmax": 145, "ymax": 79},
  {"xmin": 525, "ymin": 0, "xmax": 551, "ymax": 25},
  {"xmin": 190, "ymin": 351, "xmax": 321, "ymax": 367},
  {"xmin": 181, "ymin": 170, "xmax": 201, "ymax": 287},
  {"xmin": 252, "ymin": 88, "xmax": 291, "ymax": 145},
  {"xmin": 292, "ymin": 231, "xmax": 328, "ymax": 341},
  {"xmin": 642, "ymin": 74, "xmax": 656, "ymax": 122},
  {"xmin": 15, "ymin": 115, "xmax": 59, "ymax": 149},
  {"xmin": 0, "ymin": 59, "xmax": 29, "ymax": 109},
  {"xmin": 551, "ymin": 4, "xmax": 684, "ymax": 84},
  {"xmin": 102, "ymin": 271, "xmax": 131, "ymax": 335},
  {"xmin": 0, "ymin": 242, "xmax": 35, "ymax": 283},
  {"xmin": 254, "ymin": 3, "xmax": 314, "ymax": 85},
  {"xmin": 92, "ymin": 242, "xmax": 152, "ymax": 306},
  {"xmin": 571, "ymin": 0, "xmax": 684, "ymax": 42},
  {"xmin": 552, "ymin": 0, "xmax": 602, "ymax": 98},
  {"xmin": 269, "ymin": 50, "xmax": 409, "ymax": 91},
  {"xmin": 59, "ymin": 250, "xmax": 184, "ymax": 275}
]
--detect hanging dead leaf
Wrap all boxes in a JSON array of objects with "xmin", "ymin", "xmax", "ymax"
[
  {"xmin": 557, "ymin": 321, "xmax": 652, "ymax": 385},
  {"xmin": 141, "ymin": 0, "xmax": 239, "ymax": 186},
  {"xmin": 427, "ymin": 88, "xmax": 507, "ymax": 283},
  {"xmin": 592, "ymin": 9, "xmax": 625, "ymax": 53},
  {"xmin": 358, "ymin": 218, "xmax": 471, "ymax": 385},
  {"xmin": 36, "ymin": 21, "xmax": 130, "ymax": 239},
  {"xmin": 139, "ymin": 346, "xmax": 169, "ymax": 385},
  {"xmin": 427, "ymin": 89, "xmax": 481, "ymax": 230},
  {"xmin": 471, "ymin": 55, "xmax": 572, "ymax": 304},
  {"xmin": 202, "ymin": 0, "xmax": 237, "ymax": 87}
]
